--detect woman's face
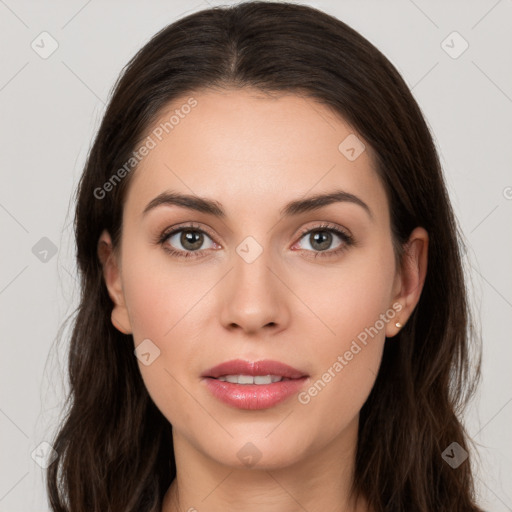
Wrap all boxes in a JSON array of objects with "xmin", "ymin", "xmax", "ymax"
[{"xmin": 101, "ymin": 88, "xmax": 418, "ymax": 470}]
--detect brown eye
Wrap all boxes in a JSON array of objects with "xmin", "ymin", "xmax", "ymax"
[
  {"xmin": 176, "ymin": 230, "xmax": 204, "ymax": 251},
  {"xmin": 159, "ymin": 223, "xmax": 218, "ymax": 259},
  {"xmin": 164, "ymin": 229, "xmax": 215, "ymax": 252},
  {"xmin": 296, "ymin": 225, "xmax": 352, "ymax": 255},
  {"xmin": 304, "ymin": 230, "xmax": 335, "ymax": 251}
]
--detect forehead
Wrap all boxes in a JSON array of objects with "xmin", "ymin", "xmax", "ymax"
[{"xmin": 124, "ymin": 87, "xmax": 387, "ymax": 220}]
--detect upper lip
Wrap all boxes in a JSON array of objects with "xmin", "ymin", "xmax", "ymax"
[{"xmin": 201, "ymin": 359, "xmax": 308, "ymax": 379}]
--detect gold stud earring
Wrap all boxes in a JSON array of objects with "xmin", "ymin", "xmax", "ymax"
[{"xmin": 395, "ymin": 322, "xmax": 402, "ymax": 329}]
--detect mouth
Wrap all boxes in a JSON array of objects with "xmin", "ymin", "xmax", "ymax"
[
  {"xmin": 214, "ymin": 374, "xmax": 292, "ymax": 384},
  {"xmin": 201, "ymin": 358, "xmax": 308, "ymax": 380},
  {"xmin": 201, "ymin": 359, "xmax": 309, "ymax": 410}
]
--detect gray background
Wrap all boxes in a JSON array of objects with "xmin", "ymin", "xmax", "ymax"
[{"xmin": 1, "ymin": 0, "xmax": 511, "ymax": 510}]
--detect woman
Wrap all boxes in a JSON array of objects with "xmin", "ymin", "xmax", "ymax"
[{"xmin": 47, "ymin": 2, "xmax": 484, "ymax": 511}]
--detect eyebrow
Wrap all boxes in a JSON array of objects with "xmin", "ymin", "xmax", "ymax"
[{"xmin": 142, "ymin": 189, "xmax": 373, "ymax": 220}]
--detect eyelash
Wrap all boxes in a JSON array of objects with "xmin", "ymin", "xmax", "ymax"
[{"xmin": 157, "ymin": 222, "xmax": 354, "ymax": 260}]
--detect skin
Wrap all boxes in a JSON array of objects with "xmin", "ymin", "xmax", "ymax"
[{"xmin": 98, "ymin": 87, "xmax": 428, "ymax": 512}]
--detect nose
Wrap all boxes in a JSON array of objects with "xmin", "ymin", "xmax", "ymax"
[{"xmin": 219, "ymin": 244, "xmax": 290, "ymax": 335}]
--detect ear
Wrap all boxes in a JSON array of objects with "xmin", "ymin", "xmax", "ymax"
[
  {"xmin": 385, "ymin": 226, "xmax": 429, "ymax": 338},
  {"xmin": 97, "ymin": 229, "xmax": 132, "ymax": 335}
]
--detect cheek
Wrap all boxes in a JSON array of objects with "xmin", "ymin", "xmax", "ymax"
[
  {"xmin": 122, "ymin": 264, "xmax": 199, "ymax": 431},
  {"xmin": 291, "ymin": 241, "xmax": 396, "ymax": 432},
  {"xmin": 121, "ymin": 241, "xmax": 211, "ymax": 341},
  {"xmin": 119, "ymin": 244, "xmax": 217, "ymax": 424},
  {"xmin": 292, "ymin": 235, "xmax": 396, "ymax": 350}
]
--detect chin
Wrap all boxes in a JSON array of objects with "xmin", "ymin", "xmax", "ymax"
[{"xmin": 200, "ymin": 431, "xmax": 311, "ymax": 471}]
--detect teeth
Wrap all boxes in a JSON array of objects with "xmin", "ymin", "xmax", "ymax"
[
  {"xmin": 238, "ymin": 374, "xmax": 255, "ymax": 384},
  {"xmin": 216, "ymin": 374, "xmax": 285, "ymax": 384}
]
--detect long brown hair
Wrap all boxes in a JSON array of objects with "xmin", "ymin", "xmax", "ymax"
[{"xmin": 47, "ymin": 2, "xmax": 483, "ymax": 510}]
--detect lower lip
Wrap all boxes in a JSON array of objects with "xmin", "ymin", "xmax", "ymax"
[{"xmin": 203, "ymin": 377, "xmax": 309, "ymax": 410}]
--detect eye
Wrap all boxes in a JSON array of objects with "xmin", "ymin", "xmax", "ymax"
[
  {"xmin": 293, "ymin": 223, "xmax": 353, "ymax": 258},
  {"xmin": 157, "ymin": 222, "xmax": 354, "ymax": 260},
  {"xmin": 158, "ymin": 223, "xmax": 218, "ymax": 259}
]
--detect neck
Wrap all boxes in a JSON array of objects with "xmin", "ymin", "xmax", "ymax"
[{"xmin": 162, "ymin": 416, "xmax": 370, "ymax": 512}]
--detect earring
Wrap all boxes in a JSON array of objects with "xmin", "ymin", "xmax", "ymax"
[{"xmin": 395, "ymin": 322, "xmax": 402, "ymax": 329}]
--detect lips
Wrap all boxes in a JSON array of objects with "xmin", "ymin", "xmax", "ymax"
[
  {"xmin": 201, "ymin": 359, "xmax": 309, "ymax": 410},
  {"xmin": 201, "ymin": 359, "xmax": 308, "ymax": 380}
]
